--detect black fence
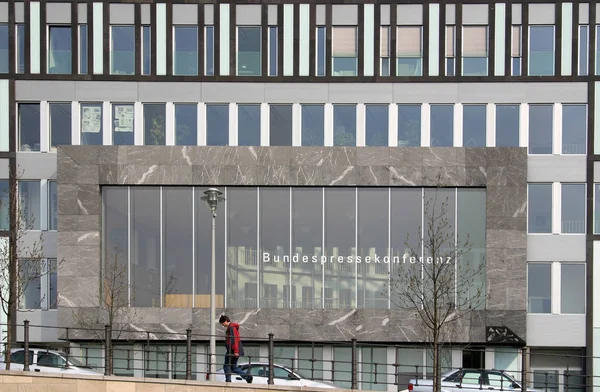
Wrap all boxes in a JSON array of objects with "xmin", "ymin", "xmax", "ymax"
[{"xmin": 0, "ymin": 321, "xmax": 593, "ymax": 392}]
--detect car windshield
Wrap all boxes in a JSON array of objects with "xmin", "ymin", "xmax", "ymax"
[
  {"xmin": 293, "ymin": 369, "xmax": 314, "ymax": 380},
  {"xmin": 67, "ymin": 356, "xmax": 91, "ymax": 368}
]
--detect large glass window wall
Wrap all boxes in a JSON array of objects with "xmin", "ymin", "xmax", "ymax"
[{"xmin": 103, "ymin": 186, "xmax": 486, "ymax": 310}]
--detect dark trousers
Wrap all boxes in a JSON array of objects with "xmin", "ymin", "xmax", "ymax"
[{"xmin": 223, "ymin": 352, "xmax": 249, "ymax": 382}]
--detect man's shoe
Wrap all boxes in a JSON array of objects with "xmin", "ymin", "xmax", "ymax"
[{"xmin": 246, "ymin": 375, "xmax": 253, "ymax": 384}]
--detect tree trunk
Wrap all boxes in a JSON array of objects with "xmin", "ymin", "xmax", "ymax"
[
  {"xmin": 433, "ymin": 335, "xmax": 440, "ymax": 392},
  {"xmin": 6, "ymin": 164, "xmax": 18, "ymax": 371}
]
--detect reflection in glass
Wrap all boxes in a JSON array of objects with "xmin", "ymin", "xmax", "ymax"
[
  {"xmin": 430, "ymin": 105, "xmax": 453, "ymax": 147},
  {"xmin": 462, "ymin": 26, "xmax": 488, "ymax": 76},
  {"xmin": 111, "ymin": 26, "xmax": 135, "ymax": 75},
  {"xmin": 238, "ymin": 27, "xmax": 261, "ymax": 76},
  {"xmin": 397, "ymin": 348, "xmax": 424, "ymax": 387},
  {"xmin": 595, "ymin": 184, "xmax": 600, "ymax": 234},
  {"xmin": 292, "ymin": 188, "xmax": 323, "ymax": 309},
  {"xmin": 462, "ymin": 105, "xmax": 486, "ymax": 147},
  {"xmin": 206, "ymin": 104, "xmax": 229, "ymax": 146},
  {"xmin": 361, "ymin": 347, "xmax": 387, "ymax": 391},
  {"xmin": 317, "ymin": 27, "xmax": 326, "ymax": 76},
  {"xmin": 142, "ymin": 26, "xmax": 151, "ymax": 75},
  {"xmin": 196, "ymin": 187, "xmax": 225, "ymax": 308},
  {"xmin": 365, "ymin": 105, "xmax": 389, "ymax": 147},
  {"xmin": 0, "ymin": 24, "xmax": 7, "ymax": 73},
  {"xmin": 561, "ymin": 264, "xmax": 585, "ymax": 314},
  {"xmin": 19, "ymin": 103, "xmax": 41, "ymax": 151},
  {"xmin": 357, "ymin": 189, "xmax": 389, "ymax": 309},
  {"xmin": 79, "ymin": 25, "xmax": 88, "ymax": 74},
  {"xmin": 144, "ymin": 104, "xmax": 166, "ymax": 145},
  {"xmin": 19, "ymin": 259, "xmax": 41, "ymax": 309},
  {"xmin": 112, "ymin": 103, "xmax": 135, "ymax": 145},
  {"xmin": 529, "ymin": 26, "xmax": 554, "ymax": 76},
  {"xmin": 528, "ymin": 263, "xmax": 551, "ymax": 313},
  {"xmin": 0, "ymin": 180, "xmax": 7, "ymax": 230},
  {"xmin": 325, "ymin": 188, "xmax": 355, "ymax": 309},
  {"xmin": 131, "ymin": 187, "xmax": 161, "ymax": 307},
  {"xmin": 227, "ymin": 188, "xmax": 258, "ymax": 308},
  {"xmin": 528, "ymin": 183, "xmax": 552, "ymax": 233},
  {"xmin": 333, "ymin": 105, "xmax": 356, "ymax": 146},
  {"xmin": 49, "ymin": 103, "xmax": 72, "ymax": 151},
  {"xmin": 17, "ymin": 24, "xmax": 24, "ymax": 73},
  {"xmin": 270, "ymin": 105, "xmax": 293, "ymax": 146},
  {"xmin": 301, "ymin": 105, "xmax": 324, "ymax": 146},
  {"xmin": 48, "ymin": 181, "xmax": 58, "ymax": 230},
  {"xmin": 579, "ymin": 25, "xmax": 588, "ymax": 76},
  {"xmin": 396, "ymin": 26, "xmax": 423, "ymax": 76},
  {"xmin": 48, "ymin": 26, "xmax": 72, "ymax": 74},
  {"xmin": 269, "ymin": 27, "xmax": 277, "ymax": 76},
  {"xmin": 260, "ymin": 188, "xmax": 291, "ymax": 308},
  {"xmin": 174, "ymin": 104, "xmax": 198, "ymax": 146},
  {"xmin": 528, "ymin": 105, "xmax": 553, "ymax": 154},
  {"xmin": 163, "ymin": 188, "xmax": 193, "ymax": 308},
  {"xmin": 48, "ymin": 259, "xmax": 57, "ymax": 309},
  {"xmin": 205, "ymin": 26, "xmax": 214, "ymax": 76},
  {"xmin": 174, "ymin": 26, "xmax": 198, "ymax": 75},
  {"xmin": 80, "ymin": 103, "xmax": 103, "ymax": 145},
  {"xmin": 19, "ymin": 181, "xmax": 40, "ymax": 230},
  {"xmin": 495, "ymin": 105, "xmax": 519, "ymax": 147},
  {"xmin": 398, "ymin": 105, "xmax": 421, "ymax": 147},
  {"xmin": 562, "ymin": 105, "xmax": 587, "ymax": 154},
  {"xmin": 298, "ymin": 346, "xmax": 323, "ymax": 379},
  {"xmin": 103, "ymin": 187, "xmax": 129, "ymax": 307},
  {"xmin": 333, "ymin": 347, "xmax": 352, "ymax": 388},
  {"xmin": 238, "ymin": 104, "xmax": 261, "ymax": 146},
  {"xmin": 332, "ymin": 27, "xmax": 357, "ymax": 76},
  {"xmin": 561, "ymin": 184, "xmax": 585, "ymax": 234}
]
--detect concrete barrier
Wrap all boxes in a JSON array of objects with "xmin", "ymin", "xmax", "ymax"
[{"xmin": 0, "ymin": 370, "xmax": 356, "ymax": 392}]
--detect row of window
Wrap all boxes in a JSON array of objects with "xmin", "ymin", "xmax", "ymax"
[
  {"xmin": 17, "ymin": 101, "xmax": 587, "ymax": 152},
  {"xmin": 527, "ymin": 262, "xmax": 585, "ymax": 315},
  {"xmin": 528, "ymin": 183, "xmax": 587, "ymax": 234},
  {"xmin": 0, "ymin": 179, "xmax": 56, "ymax": 231},
  {"xmin": 0, "ymin": 14, "xmax": 600, "ymax": 77}
]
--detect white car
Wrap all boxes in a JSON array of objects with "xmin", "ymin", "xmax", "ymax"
[
  {"xmin": 0, "ymin": 348, "xmax": 102, "ymax": 376},
  {"xmin": 212, "ymin": 362, "xmax": 339, "ymax": 389}
]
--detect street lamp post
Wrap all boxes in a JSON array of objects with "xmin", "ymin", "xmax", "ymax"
[{"xmin": 201, "ymin": 188, "xmax": 225, "ymax": 382}]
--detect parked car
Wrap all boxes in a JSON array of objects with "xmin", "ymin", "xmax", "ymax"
[
  {"xmin": 0, "ymin": 348, "xmax": 102, "ymax": 376},
  {"xmin": 409, "ymin": 369, "xmax": 542, "ymax": 392},
  {"xmin": 211, "ymin": 362, "xmax": 339, "ymax": 388}
]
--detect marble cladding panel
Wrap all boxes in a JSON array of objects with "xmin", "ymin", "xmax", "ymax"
[{"xmin": 56, "ymin": 146, "xmax": 528, "ymax": 343}]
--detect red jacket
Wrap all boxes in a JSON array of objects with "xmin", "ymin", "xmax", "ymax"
[{"xmin": 225, "ymin": 323, "xmax": 245, "ymax": 356}]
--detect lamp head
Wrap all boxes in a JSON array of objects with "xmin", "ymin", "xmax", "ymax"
[{"xmin": 201, "ymin": 188, "xmax": 225, "ymax": 217}]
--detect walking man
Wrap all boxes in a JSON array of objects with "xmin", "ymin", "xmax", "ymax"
[{"xmin": 219, "ymin": 315, "xmax": 253, "ymax": 383}]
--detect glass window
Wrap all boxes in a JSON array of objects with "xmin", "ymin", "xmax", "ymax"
[
  {"xmin": 0, "ymin": 24, "xmax": 8, "ymax": 73},
  {"xmin": 298, "ymin": 346, "xmax": 323, "ymax": 380},
  {"xmin": 579, "ymin": 25, "xmax": 588, "ymax": 76},
  {"xmin": 596, "ymin": 184, "xmax": 600, "ymax": 234},
  {"xmin": 462, "ymin": 105, "xmax": 486, "ymax": 147},
  {"xmin": 49, "ymin": 103, "xmax": 72, "ymax": 152},
  {"xmin": 532, "ymin": 371, "xmax": 558, "ymax": 391},
  {"xmin": 380, "ymin": 26, "xmax": 390, "ymax": 76},
  {"xmin": 79, "ymin": 24, "xmax": 88, "ymax": 74},
  {"xmin": 528, "ymin": 183, "xmax": 552, "ymax": 233},
  {"xmin": 317, "ymin": 27, "xmax": 326, "ymax": 76},
  {"xmin": 143, "ymin": 104, "xmax": 166, "ymax": 145},
  {"xmin": 333, "ymin": 347, "xmax": 352, "ymax": 388},
  {"xmin": 111, "ymin": 26, "xmax": 135, "ymax": 75},
  {"xmin": 113, "ymin": 345, "xmax": 135, "ymax": 377},
  {"xmin": 528, "ymin": 263, "xmax": 551, "ymax": 313},
  {"xmin": 37, "ymin": 352, "xmax": 66, "ymax": 367},
  {"xmin": 561, "ymin": 184, "xmax": 585, "ymax": 234},
  {"xmin": 112, "ymin": 103, "xmax": 135, "ymax": 145},
  {"xmin": 174, "ymin": 26, "xmax": 198, "ymax": 76},
  {"xmin": 238, "ymin": 104, "xmax": 261, "ymax": 146},
  {"xmin": 291, "ymin": 188, "xmax": 323, "ymax": 309},
  {"xmin": 398, "ymin": 105, "xmax": 421, "ymax": 146},
  {"xmin": 145, "ymin": 346, "xmax": 170, "ymax": 378},
  {"xmin": 528, "ymin": 104, "xmax": 553, "ymax": 154},
  {"xmin": 17, "ymin": 24, "xmax": 24, "ymax": 73},
  {"xmin": 512, "ymin": 25, "xmax": 522, "ymax": 76},
  {"xmin": 205, "ymin": 26, "xmax": 214, "ymax": 76},
  {"xmin": 19, "ymin": 103, "xmax": 41, "ymax": 152},
  {"xmin": 562, "ymin": 105, "xmax": 586, "ymax": 154},
  {"xmin": 396, "ymin": 348, "xmax": 424, "ymax": 387},
  {"xmin": 0, "ymin": 180, "xmax": 7, "ymax": 230},
  {"xmin": 357, "ymin": 189, "xmax": 389, "ymax": 309},
  {"xmin": 561, "ymin": 263, "xmax": 585, "ymax": 314},
  {"xmin": 206, "ymin": 104, "xmax": 229, "ymax": 146},
  {"xmin": 446, "ymin": 26, "xmax": 455, "ymax": 76},
  {"xmin": 163, "ymin": 188, "xmax": 193, "ymax": 308},
  {"xmin": 269, "ymin": 26, "xmax": 277, "ymax": 76},
  {"xmin": 10, "ymin": 350, "xmax": 34, "ymax": 365},
  {"xmin": 462, "ymin": 26, "xmax": 488, "ymax": 76},
  {"xmin": 430, "ymin": 105, "xmax": 453, "ymax": 147},
  {"xmin": 332, "ymin": 27, "xmax": 357, "ymax": 76},
  {"xmin": 597, "ymin": 25, "xmax": 600, "ymax": 75},
  {"xmin": 365, "ymin": 105, "xmax": 389, "ymax": 146},
  {"xmin": 19, "ymin": 181, "xmax": 40, "ymax": 230},
  {"xmin": 80, "ymin": 103, "xmax": 103, "ymax": 145},
  {"xmin": 495, "ymin": 105, "xmax": 520, "ymax": 147},
  {"xmin": 270, "ymin": 105, "xmax": 292, "ymax": 146},
  {"xmin": 131, "ymin": 187, "xmax": 160, "ymax": 307},
  {"xmin": 333, "ymin": 105, "xmax": 356, "ymax": 146},
  {"xmin": 238, "ymin": 26, "xmax": 261, "ymax": 76},
  {"xmin": 396, "ymin": 26, "xmax": 423, "ymax": 76},
  {"xmin": 529, "ymin": 26, "xmax": 555, "ymax": 76},
  {"xmin": 48, "ymin": 181, "xmax": 57, "ymax": 230},
  {"xmin": 361, "ymin": 347, "xmax": 387, "ymax": 391},
  {"xmin": 48, "ymin": 26, "xmax": 72, "ymax": 74},
  {"xmin": 301, "ymin": 105, "xmax": 324, "ymax": 146},
  {"xmin": 227, "ymin": 188, "xmax": 258, "ymax": 308},
  {"xmin": 260, "ymin": 188, "xmax": 291, "ymax": 308},
  {"xmin": 142, "ymin": 26, "xmax": 151, "ymax": 75},
  {"xmin": 19, "ymin": 259, "xmax": 41, "ymax": 309},
  {"xmin": 174, "ymin": 104, "xmax": 197, "ymax": 146}
]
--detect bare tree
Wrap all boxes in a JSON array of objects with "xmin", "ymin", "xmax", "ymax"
[
  {"xmin": 0, "ymin": 165, "xmax": 51, "ymax": 370},
  {"xmin": 388, "ymin": 175, "xmax": 488, "ymax": 392}
]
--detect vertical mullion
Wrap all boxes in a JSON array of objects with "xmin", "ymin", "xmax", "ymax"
[
  {"xmin": 128, "ymin": 187, "xmax": 131, "ymax": 306},
  {"xmin": 289, "ymin": 188, "xmax": 292, "ymax": 309},
  {"xmin": 192, "ymin": 187, "xmax": 195, "ymax": 308},
  {"xmin": 455, "ymin": 2, "xmax": 462, "ymax": 77},
  {"xmin": 293, "ymin": 3, "xmax": 300, "ymax": 76},
  {"xmin": 354, "ymin": 188, "xmax": 358, "ymax": 308},
  {"xmin": 214, "ymin": 4, "xmax": 220, "ymax": 75},
  {"xmin": 71, "ymin": 1, "xmax": 78, "ymax": 75},
  {"xmin": 230, "ymin": 4, "xmax": 236, "ymax": 77},
  {"xmin": 224, "ymin": 187, "xmax": 228, "ymax": 307},
  {"xmin": 572, "ymin": 1, "xmax": 579, "ymax": 76},
  {"xmin": 261, "ymin": 4, "xmax": 268, "ymax": 77},
  {"xmin": 505, "ymin": 0, "xmax": 512, "ymax": 76},
  {"xmin": 422, "ymin": 0, "xmax": 429, "ymax": 77},
  {"xmin": 151, "ymin": 2, "xmax": 157, "ymax": 76},
  {"xmin": 160, "ymin": 186, "xmax": 163, "ymax": 308},
  {"xmin": 439, "ymin": 2, "xmax": 446, "ymax": 77},
  {"xmin": 556, "ymin": 1, "xmax": 562, "ymax": 76},
  {"xmin": 309, "ymin": 3, "xmax": 316, "ymax": 77},
  {"xmin": 522, "ymin": 3, "xmax": 529, "ymax": 76},
  {"xmin": 166, "ymin": 1, "xmax": 173, "ymax": 76},
  {"xmin": 357, "ymin": 3, "xmax": 364, "ymax": 77},
  {"xmin": 374, "ymin": 3, "xmax": 381, "ymax": 78},
  {"xmin": 488, "ymin": 1, "xmax": 495, "ymax": 76},
  {"xmin": 40, "ymin": 0, "xmax": 46, "ymax": 74},
  {"xmin": 8, "ymin": 0, "xmax": 14, "ymax": 75},
  {"xmin": 325, "ymin": 3, "xmax": 332, "ymax": 77},
  {"xmin": 103, "ymin": 1, "xmax": 109, "ymax": 75},
  {"xmin": 322, "ymin": 187, "xmax": 325, "ymax": 309},
  {"xmin": 135, "ymin": 3, "xmax": 141, "ymax": 76},
  {"xmin": 87, "ymin": 0, "xmax": 93, "ymax": 75},
  {"xmin": 390, "ymin": 3, "xmax": 396, "ymax": 77},
  {"xmin": 256, "ymin": 187, "xmax": 260, "ymax": 308},
  {"xmin": 387, "ymin": 187, "xmax": 391, "ymax": 310},
  {"xmin": 24, "ymin": 0, "xmax": 30, "ymax": 75},
  {"xmin": 589, "ymin": 4, "xmax": 595, "ymax": 77},
  {"xmin": 198, "ymin": 4, "xmax": 204, "ymax": 78},
  {"xmin": 277, "ymin": 4, "xmax": 284, "ymax": 78}
]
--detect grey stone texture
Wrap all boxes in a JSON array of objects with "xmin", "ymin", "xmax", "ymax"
[{"xmin": 57, "ymin": 146, "xmax": 527, "ymax": 343}]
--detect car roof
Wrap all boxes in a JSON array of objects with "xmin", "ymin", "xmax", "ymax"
[{"xmin": 10, "ymin": 347, "xmax": 64, "ymax": 355}]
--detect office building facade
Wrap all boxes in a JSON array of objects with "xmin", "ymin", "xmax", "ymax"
[{"xmin": 0, "ymin": 0, "xmax": 595, "ymax": 390}]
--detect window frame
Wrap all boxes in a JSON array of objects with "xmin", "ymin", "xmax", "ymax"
[
  {"xmin": 331, "ymin": 26, "xmax": 358, "ymax": 77},
  {"xmin": 236, "ymin": 25, "xmax": 262, "ymax": 77},
  {"xmin": 47, "ymin": 24, "xmax": 73, "ymax": 74},
  {"xmin": 560, "ymin": 183, "xmax": 586, "ymax": 235},
  {"xmin": 109, "ymin": 24, "xmax": 136, "ymax": 76},
  {"xmin": 396, "ymin": 25, "xmax": 423, "ymax": 77},
  {"xmin": 528, "ymin": 25, "xmax": 556, "ymax": 77},
  {"xmin": 461, "ymin": 25, "xmax": 489, "ymax": 76},
  {"xmin": 173, "ymin": 25, "xmax": 199, "ymax": 76}
]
